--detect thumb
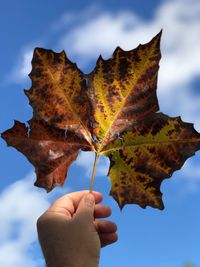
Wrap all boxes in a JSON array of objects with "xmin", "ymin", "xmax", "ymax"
[{"xmin": 75, "ymin": 193, "xmax": 95, "ymax": 223}]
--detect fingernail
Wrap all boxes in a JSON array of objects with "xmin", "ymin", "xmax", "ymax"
[{"xmin": 84, "ymin": 193, "xmax": 95, "ymax": 207}]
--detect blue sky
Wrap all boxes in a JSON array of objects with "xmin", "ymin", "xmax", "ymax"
[{"xmin": 0, "ymin": 0, "xmax": 200, "ymax": 266}]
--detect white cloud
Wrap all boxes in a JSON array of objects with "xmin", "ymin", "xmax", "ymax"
[
  {"xmin": 59, "ymin": 11, "xmax": 140, "ymax": 60},
  {"xmin": 0, "ymin": 172, "xmax": 49, "ymax": 267}
]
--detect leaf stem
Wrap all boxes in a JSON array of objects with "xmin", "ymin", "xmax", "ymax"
[{"xmin": 89, "ymin": 152, "xmax": 99, "ymax": 193}]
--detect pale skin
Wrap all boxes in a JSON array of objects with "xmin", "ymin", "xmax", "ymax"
[{"xmin": 37, "ymin": 191, "xmax": 118, "ymax": 267}]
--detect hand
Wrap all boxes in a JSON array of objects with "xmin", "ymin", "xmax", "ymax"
[{"xmin": 37, "ymin": 190, "xmax": 118, "ymax": 267}]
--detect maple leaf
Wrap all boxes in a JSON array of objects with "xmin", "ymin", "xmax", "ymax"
[{"xmin": 2, "ymin": 31, "xmax": 200, "ymax": 210}]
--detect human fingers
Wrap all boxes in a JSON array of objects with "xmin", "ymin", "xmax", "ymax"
[
  {"xmin": 99, "ymin": 232, "xmax": 118, "ymax": 247},
  {"xmin": 95, "ymin": 220, "xmax": 118, "ymax": 247},
  {"xmin": 94, "ymin": 220, "xmax": 117, "ymax": 233},
  {"xmin": 48, "ymin": 190, "xmax": 103, "ymax": 218},
  {"xmin": 94, "ymin": 205, "xmax": 111, "ymax": 219}
]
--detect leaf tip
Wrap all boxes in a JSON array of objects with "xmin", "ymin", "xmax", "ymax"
[
  {"xmin": 158, "ymin": 28, "xmax": 163, "ymax": 36},
  {"xmin": 152, "ymin": 29, "xmax": 162, "ymax": 46},
  {"xmin": 113, "ymin": 46, "xmax": 123, "ymax": 55},
  {"xmin": 34, "ymin": 174, "xmax": 66, "ymax": 193},
  {"xmin": 154, "ymin": 198, "xmax": 165, "ymax": 210},
  {"xmin": 24, "ymin": 88, "xmax": 29, "ymax": 96},
  {"xmin": 159, "ymin": 204, "xmax": 165, "ymax": 211},
  {"xmin": 34, "ymin": 179, "xmax": 54, "ymax": 192},
  {"xmin": 119, "ymin": 203, "xmax": 125, "ymax": 211},
  {"xmin": 1, "ymin": 130, "xmax": 6, "ymax": 141},
  {"xmin": 109, "ymin": 189, "xmax": 125, "ymax": 210},
  {"xmin": 61, "ymin": 49, "xmax": 66, "ymax": 56},
  {"xmin": 156, "ymin": 201, "xmax": 165, "ymax": 210},
  {"xmin": 96, "ymin": 54, "xmax": 104, "ymax": 64}
]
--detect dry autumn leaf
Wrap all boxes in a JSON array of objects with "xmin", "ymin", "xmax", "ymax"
[{"xmin": 2, "ymin": 31, "xmax": 200, "ymax": 210}]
